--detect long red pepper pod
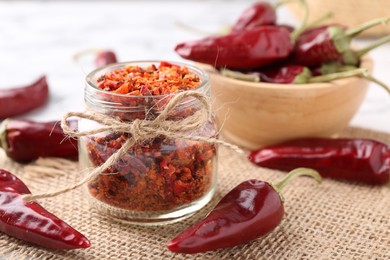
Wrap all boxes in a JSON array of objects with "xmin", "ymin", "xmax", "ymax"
[
  {"xmin": 248, "ymin": 138, "xmax": 390, "ymax": 185},
  {"xmin": 292, "ymin": 17, "xmax": 390, "ymax": 67},
  {"xmin": 0, "ymin": 169, "xmax": 90, "ymax": 249},
  {"xmin": 221, "ymin": 66, "xmax": 367, "ymax": 85},
  {"xmin": 167, "ymin": 168, "xmax": 321, "ymax": 254},
  {"xmin": 0, "ymin": 76, "xmax": 49, "ymax": 120},
  {"xmin": 0, "ymin": 118, "xmax": 78, "ymax": 162},
  {"xmin": 231, "ymin": 2, "xmax": 276, "ymax": 31},
  {"xmin": 175, "ymin": 26, "xmax": 293, "ymax": 70}
]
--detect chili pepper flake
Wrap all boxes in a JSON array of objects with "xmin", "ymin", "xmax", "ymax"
[{"xmin": 97, "ymin": 61, "xmax": 201, "ymax": 95}]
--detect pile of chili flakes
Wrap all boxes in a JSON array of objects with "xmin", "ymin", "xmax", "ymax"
[{"xmin": 97, "ymin": 61, "xmax": 201, "ymax": 96}]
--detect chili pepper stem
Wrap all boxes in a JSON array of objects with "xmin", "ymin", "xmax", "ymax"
[
  {"xmin": 271, "ymin": 168, "xmax": 322, "ymax": 203},
  {"xmin": 309, "ymin": 68, "xmax": 368, "ymax": 83},
  {"xmin": 290, "ymin": 0, "xmax": 309, "ymax": 41},
  {"xmin": 346, "ymin": 17, "xmax": 390, "ymax": 37},
  {"xmin": 356, "ymin": 35, "xmax": 390, "ymax": 57},
  {"xmin": 220, "ymin": 69, "xmax": 260, "ymax": 82},
  {"xmin": 274, "ymin": 0, "xmax": 300, "ymax": 9},
  {"xmin": 363, "ymin": 75, "xmax": 390, "ymax": 96}
]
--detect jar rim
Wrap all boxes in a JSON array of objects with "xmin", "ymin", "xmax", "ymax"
[{"xmin": 85, "ymin": 60, "xmax": 209, "ymax": 99}]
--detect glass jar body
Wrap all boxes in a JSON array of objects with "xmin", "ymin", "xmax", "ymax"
[{"xmin": 79, "ymin": 61, "xmax": 218, "ymax": 225}]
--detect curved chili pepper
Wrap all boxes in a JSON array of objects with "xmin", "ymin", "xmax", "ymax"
[
  {"xmin": 0, "ymin": 169, "xmax": 90, "ymax": 249},
  {"xmin": 231, "ymin": 2, "xmax": 277, "ymax": 31},
  {"xmin": 175, "ymin": 26, "xmax": 293, "ymax": 70},
  {"xmin": 221, "ymin": 66, "xmax": 367, "ymax": 84},
  {"xmin": 292, "ymin": 18, "xmax": 390, "ymax": 67},
  {"xmin": 167, "ymin": 168, "xmax": 321, "ymax": 254},
  {"xmin": 248, "ymin": 138, "xmax": 390, "ymax": 185},
  {"xmin": 0, "ymin": 119, "xmax": 78, "ymax": 162},
  {"xmin": 95, "ymin": 50, "xmax": 118, "ymax": 67},
  {"xmin": 0, "ymin": 76, "xmax": 49, "ymax": 120}
]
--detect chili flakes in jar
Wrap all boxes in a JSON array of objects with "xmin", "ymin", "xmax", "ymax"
[{"xmin": 80, "ymin": 61, "xmax": 217, "ymax": 224}]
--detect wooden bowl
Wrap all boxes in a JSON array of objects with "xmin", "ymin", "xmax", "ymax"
[{"xmin": 203, "ymin": 57, "xmax": 372, "ymax": 150}]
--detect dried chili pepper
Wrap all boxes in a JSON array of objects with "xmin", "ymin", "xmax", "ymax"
[
  {"xmin": 248, "ymin": 138, "xmax": 390, "ymax": 185},
  {"xmin": 0, "ymin": 119, "xmax": 78, "ymax": 162},
  {"xmin": 175, "ymin": 26, "xmax": 294, "ymax": 70},
  {"xmin": 0, "ymin": 169, "xmax": 90, "ymax": 249},
  {"xmin": 174, "ymin": 0, "xmax": 311, "ymax": 70},
  {"xmin": 231, "ymin": 0, "xmax": 303, "ymax": 32},
  {"xmin": 292, "ymin": 18, "xmax": 390, "ymax": 67},
  {"xmin": 221, "ymin": 66, "xmax": 367, "ymax": 84},
  {"xmin": 167, "ymin": 168, "xmax": 321, "ymax": 254},
  {"xmin": 230, "ymin": 2, "xmax": 277, "ymax": 31},
  {"xmin": 95, "ymin": 50, "xmax": 118, "ymax": 67},
  {"xmin": 0, "ymin": 76, "xmax": 49, "ymax": 120}
]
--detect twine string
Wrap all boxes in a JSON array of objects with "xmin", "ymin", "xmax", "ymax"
[{"xmin": 22, "ymin": 91, "xmax": 244, "ymax": 201}]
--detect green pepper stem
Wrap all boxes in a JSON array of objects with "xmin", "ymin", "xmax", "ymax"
[
  {"xmin": 356, "ymin": 35, "xmax": 390, "ymax": 57},
  {"xmin": 220, "ymin": 69, "xmax": 260, "ymax": 82},
  {"xmin": 309, "ymin": 68, "xmax": 368, "ymax": 83},
  {"xmin": 274, "ymin": 0, "xmax": 301, "ymax": 9},
  {"xmin": 364, "ymin": 75, "xmax": 390, "ymax": 96},
  {"xmin": 290, "ymin": 0, "xmax": 309, "ymax": 41},
  {"xmin": 272, "ymin": 168, "xmax": 322, "ymax": 203},
  {"xmin": 346, "ymin": 17, "xmax": 390, "ymax": 37}
]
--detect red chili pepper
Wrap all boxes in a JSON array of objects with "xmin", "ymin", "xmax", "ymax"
[
  {"xmin": 248, "ymin": 138, "xmax": 390, "ymax": 185},
  {"xmin": 0, "ymin": 76, "xmax": 49, "ymax": 120},
  {"xmin": 221, "ymin": 66, "xmax": 367, "ymax": 84},
  {"xmin": 292, "ymin": 18, "xmax": 390, "ymax": 67},
  {"xmin": 95, "ymin": 50, "xmax": 118, "ymax": 67},
  {"xmin": 0, "ymin": 119, "xmax": 78, "ymax": 162},
  {"xmin": 167, "ymin": 168, "xmax": 321, "ymax": 254},
  {"xmin": 260, "ymin": 64, "xmax": 311, "ymax": 83},
  {"xmin": 175, "ymin": 0, "xmax": 310, "ymax": 70},
  {"xmin": 175, "ymin": 26, "xmax": 294, "ymax": 70},
  {"xmin": 231, "ymin": 2, "xmax": 277, "ymax": 31},
  {"xmin": 0, "ymin": 169, "xmax": 90, "ymax": 249},
  {"xmin": 262, "ymin": 65, "xmax": 370, "ymax": 84}
]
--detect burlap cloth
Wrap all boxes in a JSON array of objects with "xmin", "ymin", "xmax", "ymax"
[{"xmin": 0, "ymin": 127, "xmax": 389, "ymax": 260}]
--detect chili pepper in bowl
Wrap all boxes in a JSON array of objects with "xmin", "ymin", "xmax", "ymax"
[
  {"xmin": 167, "ymin": 168, "xmax": 321, "ymax": 254},
  {"xmin": 0, "ymin": 76, "xmax": 49, "ymax": 120},
  {"xmin": 292, "ymin": 17, "xmax": 390, "ymax": 67},
  {"xmin": 221, "ymin": 66, "xmax": 368, "ymax": 84},
  {"xmin": 0, "ymin": 118, "xmax": 78, "ymax": 162},
  {"xmin": 0, "ymin": 169, "xmax": 90, "ymax": 249},
  {"xmin": 231, "ymin": 0, "xmax": 313, "ymax": 32},
  {"xmin": 230, "ymin": 1, "xmax": 278, "ymax": 31},
  {"xmin": 248, "ymin": 138, "xmax": 390, "ymax": 185},
  {"xmin": 175, "ymin": 26, "xmax": 294, "ymax": 70},
  {"xmin": 175, "ymin": 0, "xmax": 309, "ymax": 70}
]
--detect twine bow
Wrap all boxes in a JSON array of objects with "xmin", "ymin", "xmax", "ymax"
[{"xmin": 23, "ymin": 91, "xmax": 244, "ymax": 201}]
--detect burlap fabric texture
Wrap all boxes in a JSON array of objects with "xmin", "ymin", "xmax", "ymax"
[{"xmin": 0, "ymin": 127, "xmax": 389, "ymax": 260}]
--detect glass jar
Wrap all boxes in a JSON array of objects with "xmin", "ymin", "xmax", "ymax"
[{"xmin": 79, "ymin": 61, "xmax": 218, "ymax": 225}]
